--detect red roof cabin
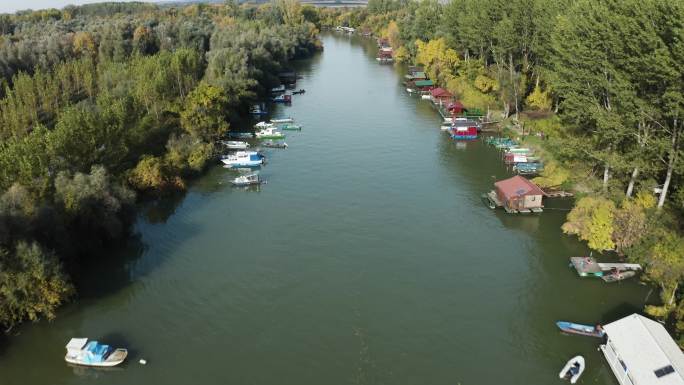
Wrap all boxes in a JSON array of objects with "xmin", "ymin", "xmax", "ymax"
[
  {"xmin": 376, "ymin": 47, "xmax": 393, "ymax": 63},
  {"xmin": 489, "ymin": 175, "xmax": 545, "ymax": 213},
  {"xmin": 430, "ymin": 87, "xmax": 453, "ymax": 105},
  {"xmin": 447, "ymin": 101, "xmax": 464, "ymax": 115}
]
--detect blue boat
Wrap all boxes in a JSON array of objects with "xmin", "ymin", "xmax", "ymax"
[{"xmin": 556, "ymin": 321, "xmax": 605, "ymax": 338}]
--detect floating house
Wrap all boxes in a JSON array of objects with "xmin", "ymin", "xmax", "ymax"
[
  {"xmin": 450, "ymin": 119, "xmax": 480, "ymax": 140},
  {"xmin": 404, "ymin": 71, "xmax": 427, "ymax": 82},
  {"xmin": 407, "ymin": 79, "xmax": 434, "ymax": 93},
  {"xmin": 376, "ymin": 47, "xmax": 393, "ymax": 63},
  {"xmin": 601, "ymin": 313, "xmax": 684, "ymax": 385},
  {"xmin": 430, "ymin": 87, "xmax": 453, "ymax": 105},
  {"xmin": 486, "ymin": 175, "xmax": 545, "ymax": 213}
]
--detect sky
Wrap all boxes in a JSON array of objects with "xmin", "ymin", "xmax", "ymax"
[{"xmin": 0, "ymin": 0, "xmax": 172, "ymax": 14}]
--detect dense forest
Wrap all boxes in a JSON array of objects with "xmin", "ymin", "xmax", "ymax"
[
  {"xmin": 0, "ymin": 1, "xmax": 321, "ymax": 330},
  {"xmin": 323, "ymin": 0, "xmax": 684, "ymax": 340}
]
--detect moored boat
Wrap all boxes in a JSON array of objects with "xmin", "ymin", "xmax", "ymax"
[
  {"xmin": 255, "ymin": 121, "xmax": 275, "ymax": 129},
  {"xmin": 279, "ymin": 123, "xmax": 302, "ymax": 131},
  {"xmin": 220, "ymin": 140, "xmax": 249, "ymax": 150},
  {"xmin": 559, "ymin": 356, "xmax": 585, "ymax": 384},
  {"xmin": 556, "ymin": 321, "xmax": 605, "ymax": 338},
  {"xmin": 227, "ymin": 132, "xmax": 254, "ymax": 139},
  {"xmin": 232, "ymin": 173, "xmax": 264, "ymax": 186},
  {"xmin": 255, "ymin": 127, "xmax": 285, "ymax": 139},
  {"xmin": 292, "ymin": 89, "xmax": 306, "ymax": 95},
  {"xmin": 250, "ymin": 103, "xmax": 267, "ymax": 116},
  {"xmin": 272, "ymin": 94, "xmax": 292, "ymax": 104},
  {"xmin": 65, "ymin": 338, "xmax": 128, "ymax": 367},
  {"xmin": 270, "ymin": 118, "xmax": 294, "ymax": 124},
  {"xmin": 262, "ymin": 140, "xmax": 288, "ymax": 148},
  {"xmin": 270, "ymin": 85, "xmax": 286, "ymax": 94},
  {"xmin": 220, "ymin": 151, "xmax": 264, "ymax": 168}
]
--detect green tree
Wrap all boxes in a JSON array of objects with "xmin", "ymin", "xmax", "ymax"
[{"xmin": 180, "ymin": 82, "xmax": 229, "ymax": 141}]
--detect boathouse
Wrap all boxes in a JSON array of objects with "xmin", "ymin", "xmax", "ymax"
[
  {"xmin": 601, "ymin": 313, "xmax": 684, "ymax": 385},
  {"xmin": 377, "ymin": 47, "xmax": 393, "ymax": 63},
  {"xmin": 430, "ymin": 87, "xmax": 453, "ymax": 105},
  {"xmin": 407, "ymin": 79, "xmax": 434, "ymax": 93},
  {"xmin": 492, "ymin": 175, "xmax": 545, "ymax": 213}
]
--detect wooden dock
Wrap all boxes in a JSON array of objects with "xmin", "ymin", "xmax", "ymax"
[
  {"xmin": 543, "ymin": 189, "xmax": 575, "ymax": 198},
  {"xmin": 570, "ymin": 257, "xmax": 642, "ymax": 277}
]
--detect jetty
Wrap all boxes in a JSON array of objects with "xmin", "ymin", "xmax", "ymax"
[{"xmin": 570, "ymin": 257, "xmax": 642, "ymax": 277}]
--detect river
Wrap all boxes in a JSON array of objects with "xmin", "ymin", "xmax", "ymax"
[{"xmin": 0, "ymin": 33, "xmax": 651, "ymax": 385}]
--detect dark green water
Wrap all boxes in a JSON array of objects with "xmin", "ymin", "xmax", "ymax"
[{"xmin": 0, "ymin": 33, "xmax": 651, "ymax": 385}]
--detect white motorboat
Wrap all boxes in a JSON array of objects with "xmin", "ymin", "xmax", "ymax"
[
  {"xmin": 270, "ymin": 85, "xmax": 286, "ymax": 94},
  {"xmin": 232, "ymin": 173, "xmax": 264, "ymax": 186},
  {"xmin": 559, "ymin": 356, "xmax": 585, "ymax": 384},
  {"xmin": 255, "ymin": 127, "xmax": 285, "ymax": 139},
  {"xmin": 440, "ymin": 124, "xmax": 452, "ymax": 131},
  {"xmin": 255, "ymin": 121, "xmax": 275, "ymax": 129},
  {"xmin": 270, "ymin": 118, "xmax": 294, "ymax": 124},
  {"xmin": 220, "ymin": 151, "xmax": 264, "ymax": 168},
  {"xmin": 220, "ymin": 140, "xmax": 250, "ymax": 150},
  {"xmin": 65, "ymin": 338, "xmax": 128, "ymax": 367}
]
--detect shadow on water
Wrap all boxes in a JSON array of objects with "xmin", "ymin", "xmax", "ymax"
[
  {"xmin": 73, "ymin": 233, "xmax": 146, "ymax": 300},
  {"xmin": 140, "ymin": 190, "xmax": 188, "ymax": 225}
]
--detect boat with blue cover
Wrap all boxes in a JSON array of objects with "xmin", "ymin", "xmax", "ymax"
[
  {"xmin": 65, "ymin": 338, "xmax": 128, "ymax": 367},
  {"xmin": 220, "ymin": 151, "xmax": 265, "ymax": 168},
  {"xmin": 556, "ymin": 321, "xmax": 605, "ymax": 338}
]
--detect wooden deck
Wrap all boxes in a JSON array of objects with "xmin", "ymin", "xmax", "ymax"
[
  {"xmin": 570, "ymin": 257, "xmax": 603, "ymax": 276},
  {"xmin": 571, "ymin": 257, "xmax": 642, "ymax": 277}
]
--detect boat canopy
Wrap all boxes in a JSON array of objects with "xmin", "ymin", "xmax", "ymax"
[
  {"xmin": 414, "ymin": 80, "xmax": 434, "ymax": 87},
  {"xmin": 83, "ymin": 341, "xmax": 110, "ymax": 363},
  {"xmin": 66, "ymin": 338, "xmax": 88, "ymax": 350}
]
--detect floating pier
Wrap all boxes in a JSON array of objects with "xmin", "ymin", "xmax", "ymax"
[{"xmin": 570, "ymin": 257, "xmax": 642, "ymax": 277}]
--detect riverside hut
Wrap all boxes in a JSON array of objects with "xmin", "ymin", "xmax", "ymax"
[
  {"xmin": 488, "ymin": 175, "xmax": 545, "ymax": 213},
  {"xmin": 430, "ymin": 88, "xmax": 453, "ymax": 105},
  {"xmin": 601, "ymin": 313, "xmax": 684, "ymax": 385}
]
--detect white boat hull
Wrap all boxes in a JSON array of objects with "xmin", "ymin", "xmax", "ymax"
[
  {"xmin": 65, "ymin": 348, "xmax": 128, "ymax": 367},
  {"xmin": 559, "ymin": 355, "xmax": 585, "ymax": 384}
]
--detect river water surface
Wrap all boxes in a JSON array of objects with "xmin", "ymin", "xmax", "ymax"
[{"xmin": 1, "ymin": 33, "xmax": 651, "ymax": 385}]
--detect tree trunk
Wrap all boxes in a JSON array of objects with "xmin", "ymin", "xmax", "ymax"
[
  {"xmin": 603, "ymin": 163, "xmax": 610, "ymax": 192},
  {"xmin": 658, "ymin": 120, "xmax": 679, "ymax": 210},
  {"xmin": 626, "ymin": 167, "xmax": 639, "ymax": 198}
]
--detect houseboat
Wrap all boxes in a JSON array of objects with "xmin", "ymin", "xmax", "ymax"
[
  {"xmin": 232, "ymin": 173, "xmax": 264, "ymax": 186},
  {"xmin": 430, "ymin": 87, "xmax": 453, "ymax": 106},
  {"xmin": 270, "ymin": 118, "xmax": 294, "ymax": 124},
  {"xmin": 406, "ymin": 79, "xmax": 434, "ymax": 94},
  {"xmin": 220, "ymin": 151, "xmax": 264, "ymax": 168},
  {"xmin": 600, "ymin": 313, "xmax": 684, "ymax": 385},
  {"xmin": 450, "ymin": 125, "xmax": 478, "ymax": 140},
  {"xmin": 484, "ymin": 175, "xmax": 545, "ymax": 213},
  {"xmin": 376, "ymin": 47, "xmax": 393, "ymax": 63}
]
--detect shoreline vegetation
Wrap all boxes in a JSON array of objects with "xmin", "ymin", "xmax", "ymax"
[
  {"xmin": 320, "ymin": 0, "xmax": 684, "ymax": 341},
  {"xmin": 0, "ymin": 1, "xmax": 321, "ymax": 331}
]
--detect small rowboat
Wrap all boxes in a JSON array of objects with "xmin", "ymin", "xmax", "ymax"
[
  {"xmin": 559, "ymin": 356, "xmax": 585, "ymax": 384},
  {"xmin": 556, "ymin": 321, "xmax": 605, "ymax": 338},
  {"xmin": 292, "ymin": 89, "xmax": 306, "ymax": 95},
  {"xmin": 65, "ymin": 338, "xmax": 127, "ymax": 367}
]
